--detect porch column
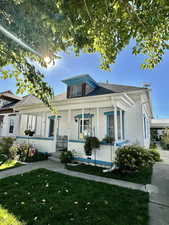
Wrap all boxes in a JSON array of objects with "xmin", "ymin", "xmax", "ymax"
[
  {"xmin": 96, "ymin": 108, "xmax": 100, "ymax": 139},
  {"xmin": 120, "ymin": 110, "xmax": 123, "ymax": 140},
  {"xmin": 82, "ymin": 108, "xmax": 84, "ymax": 135},
  {"xmin": 17, "ymin": 113, "xmax": 22, "ymax": 136},
  {"xmin": 114, "ymin": 105, "xmax": 118, "ymax": 142},
  {"xmin": 68, "ymin": 109, "xmax": 71, "ymax": 142},
  {"xmin": 53, "ymin": 115, "xmax": 58, "ymax": 152}
]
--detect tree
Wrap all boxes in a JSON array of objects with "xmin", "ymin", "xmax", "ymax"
[{"xmin": 0, "ymin": 0, "xmax": 169, "ymax": 108}]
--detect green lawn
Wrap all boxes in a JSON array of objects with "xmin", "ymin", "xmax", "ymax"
[
  {"xmin": 66, "ymin": 164, "xmax": 153, "ymax": 184},
  {"xmin": 0, "ymin": 169, "xmax": 149, "ymax": 225},
  {"xmin": 0, "ymin": 160, "xmax": 23, "ymax": 172}
]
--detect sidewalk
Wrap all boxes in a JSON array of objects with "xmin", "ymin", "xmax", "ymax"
[
  {"xmin": 149, "ymin": 162, "xmax": 169, "ymax": 225},
  {"xmin": 0, "ymin": 160, "xmax": 148, "ymax": 192}
]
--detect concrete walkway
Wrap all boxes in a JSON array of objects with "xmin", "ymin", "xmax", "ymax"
[
  {"xmin": 149, "ymin": 162, "xmax": 169, "ymax": 225},
  {"xmin": 0, "ymin": 160, "xmax": 148, "ymax": 192}
]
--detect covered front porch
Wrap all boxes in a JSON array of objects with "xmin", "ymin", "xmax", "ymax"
[{"xmin": 16, "ymin": 93, "xmax": 134, "ymax": 166}]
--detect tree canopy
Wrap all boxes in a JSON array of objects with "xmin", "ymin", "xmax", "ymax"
[{"xmin": 0, "ymin": 0, "xmax": 169, "ymax": 108}]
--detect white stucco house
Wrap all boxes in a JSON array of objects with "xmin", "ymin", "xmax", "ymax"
[
  {"xmin": 14, "ymin": 74, "xmax": 152, "ymax": 166},
  {"xmin": 0, "ymin": 91, "xmax": 22, "ymax": 138}
]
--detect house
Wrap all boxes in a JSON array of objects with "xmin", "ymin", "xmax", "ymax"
[
  {"xmin": 14, "ymin": 75, "xmax": 152, "ymax": 166},
  {"xmin": 0, "ymin": 91, "xmax": 22, "ymax": 137},
  {"xmin": 151, "ymin": 118, "xmax": 169, "ymax": 140}
]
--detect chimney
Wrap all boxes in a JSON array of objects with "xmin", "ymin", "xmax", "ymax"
[{"xmin": 142, "ymin": 82, "xmax": 151, "ymax": 88}]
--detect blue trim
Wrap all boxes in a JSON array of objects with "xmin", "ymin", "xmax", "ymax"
[
  {"xmin": 100, "ymin": 141, "xmax": 114, "ymax": 146},
  {"xmin": 48, "ymin": 116, "xmax": 55, "ymax": 119},
  {"xmin": 62, "ymin": 75, "xmax": 98, "ymax": 88},
  {"xmin": 69, "ymin": 139, "xmax": 85, "ymax": 143},
  {"xmin": 104, "ymin": 111, "xmax": 121, "ymax": 116},
  {"xmin": 74, "ymin": 113, "xmax": 94, "ymax": 119},
  {"xmin": 73, "ymin": 157, "xmax": 113, "ymax": 166},
  {"xmin": 16, "ymin": 136, "xmax": 54, "ymax": 141},
  {"xmin": 115, "ymin": 140, "xmax": 128, "ymax": 147},
  {"xmin": 69, "ymin": 139, "xmax": 116, "ymax": 146}
]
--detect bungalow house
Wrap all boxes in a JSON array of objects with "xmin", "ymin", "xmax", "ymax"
[
  {"xmin": 0, "ymin": 90, "xmax": 22, "ymax": 137},
  {"xmin": 14, "ymin": 75, "xmax": 152, "ymax": 166}
]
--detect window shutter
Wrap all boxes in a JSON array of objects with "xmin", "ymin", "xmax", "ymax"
[
  {"xmin": 67, "ymin": 86, "xmax": 70, "ymax": 98},
  {"xmin": 82, "ymin": 83, "xmax": 86, "ymax": 96}
]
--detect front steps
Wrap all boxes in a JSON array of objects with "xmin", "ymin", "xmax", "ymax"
[{"xmin": 48, "ymin": 152, "xmax": 61, "ymax": 163}]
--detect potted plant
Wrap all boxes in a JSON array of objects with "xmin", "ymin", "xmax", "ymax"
[
  {"xmin": 102, "ymin": 136, "xmax": 114, "ymax": 144},
  {"xmin": 24, "ymin": 129, "xmax": 35, "ymax": 136},
  {"xmin": 84, "ymin": 137, "xmax": 100, "ymax": 156}
]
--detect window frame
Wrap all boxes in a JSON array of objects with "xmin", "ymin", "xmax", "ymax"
[
  {"xmin": 48, "ymin": 118, "xmax": 55, "ymax": 137},
  {"xmin": 9, "ymin": 119, "xmax": 14, "ymax": 134}
]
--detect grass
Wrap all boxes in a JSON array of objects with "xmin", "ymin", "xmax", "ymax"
[
  {"xmin": 0, "ymin": 160, "xmax": 23, "ymax": 172},
  {"xmin": 66, "ymin": 164, "xmax": 153, "ymax": 184},
  {"xmin": 0, "ymin": 168, "xmax": 149, "ymax": 225}
]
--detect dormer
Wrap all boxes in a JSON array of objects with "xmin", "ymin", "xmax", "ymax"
[{"xmin": 62, "ymin": 74, "xmax": 99, "ymax": 98}]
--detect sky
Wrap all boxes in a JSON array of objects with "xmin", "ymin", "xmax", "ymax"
[{"xmin": 0, "ymin": 43, "xmax": 168, "ymax": 119}]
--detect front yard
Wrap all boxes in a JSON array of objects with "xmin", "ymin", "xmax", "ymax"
[
  {"xmin": 66, "ymin": 164, "xmax": 153, "ymax": 184},
  {"xmin": 0, "ymin": 168, "xmax": 149, "ymax": 225}
]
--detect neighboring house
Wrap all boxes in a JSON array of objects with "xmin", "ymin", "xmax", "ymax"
[
  {"xmin": 14, "ymin": 74, "xmax": 152, "ymax": 166},
  {"xmin": 151, "ymin": 119, "xmax": 169, "ymax": 139},
  {"xmin": 0, "ymin": 91, "xmax": 22, "ymax": 137}
]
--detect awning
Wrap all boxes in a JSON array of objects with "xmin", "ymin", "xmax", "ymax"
[{"xmin": 74, "ymin": 113, "xmax": 94, "ymax": 119}]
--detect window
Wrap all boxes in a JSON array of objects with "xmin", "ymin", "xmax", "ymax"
[
  {"xmin": 70, "ymin": 85, "xmax": 82, "ymax": 97},
  {"xmin": 106, "ymin": 111, "xmax": 125, "ymax": 141},
  {"xmin": 49, "ymin": 118, "xmax": 55, "ymax": 137},
  {"xmin": 27, "ymin": 115, "xmax": 36, "ymax": 131},
  {"xmin": 79, "ymin": 119, "xmax": 92, "ymax": 137},
  {"xmin": 107, "ymin": 115, "xmax": 114, "ymax": 138},
  {"xmin": 9, "ymin": 119, "xmax": 14, "ymax": 134},
  {"xmin": 144, "ymin": 115, "xmax": 149, "ymax": 139}
]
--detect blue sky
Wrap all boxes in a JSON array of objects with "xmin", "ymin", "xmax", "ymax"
[{"xmin": 0, "ymin": 44, "xmax": 168, "ymax": 118}]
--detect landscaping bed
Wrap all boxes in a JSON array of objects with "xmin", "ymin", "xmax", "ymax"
[
  {"xmin": 66, "ymin": 164, "xmax": 153, "ymax": 184},
  {"xmin": 0, "ymin": 160, "xmax": 23, "ymax": 172},
  {"xmin": 0, "ymin": 168, "xmax": 149, "ymax": 225}
]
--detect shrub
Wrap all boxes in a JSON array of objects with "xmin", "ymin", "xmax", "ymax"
[
  {"xmin": 17, "ymin": 144, "xmax": 29, "ymax": 161},
  {"xmin": 84, "ymin": 137, "xmax": 100, "ymax": 156},
  {"xmin": 0, "ymin": 137, "xmax": 15, "ymax": 159},
  {"xmin": 115, "ymin": 145, "xmax": 154, "ymax": 171},
  {"xmin": 150, "ymin": 142, "xmax": 157, "ymax": 149},
  {"xmin": 149, "ymin": 149, "xmax": 161, "ymax": 162},
  {"xmin": 102, "ymin": 136, "xmax": 114, "ymax": 144},
  {"xmin": 60, "ymin": 151, "xmax": 73, "ymax": 164},
  {"xmin": 26, "ymin": 149, "xmax": 48, "ymax": 162},
  {"xmin": 160, "ymin": 128, "xmax": 169, "ymax": 150}
]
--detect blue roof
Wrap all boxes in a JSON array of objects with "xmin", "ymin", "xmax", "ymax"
[{"xmin": 62, "ymin": 74, "xmax": 98, "ymax": 88}]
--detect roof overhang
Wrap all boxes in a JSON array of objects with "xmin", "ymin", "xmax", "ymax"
[{"xmin": 62, "ymin": 74, "xmax": 99, "ymax": 88}]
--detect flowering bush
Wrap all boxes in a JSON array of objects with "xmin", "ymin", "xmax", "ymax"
[
  {"xmin": 115, "ymin": 145, "xmax": 154, "ymax": 171},
  {"xmin": 11, "ymin": 143, "xmax": 29, "ymax": 161},
  {"xmin": 9, "ymin": 143, "xmax": 48, "ymax": 162},
  {"xmin": 26, "ymin": 148, "xmax": 48, "ymax": 162},
  {"xmin": 149, "ymin": 149, "xmax": 161, "ymax": 162}
]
